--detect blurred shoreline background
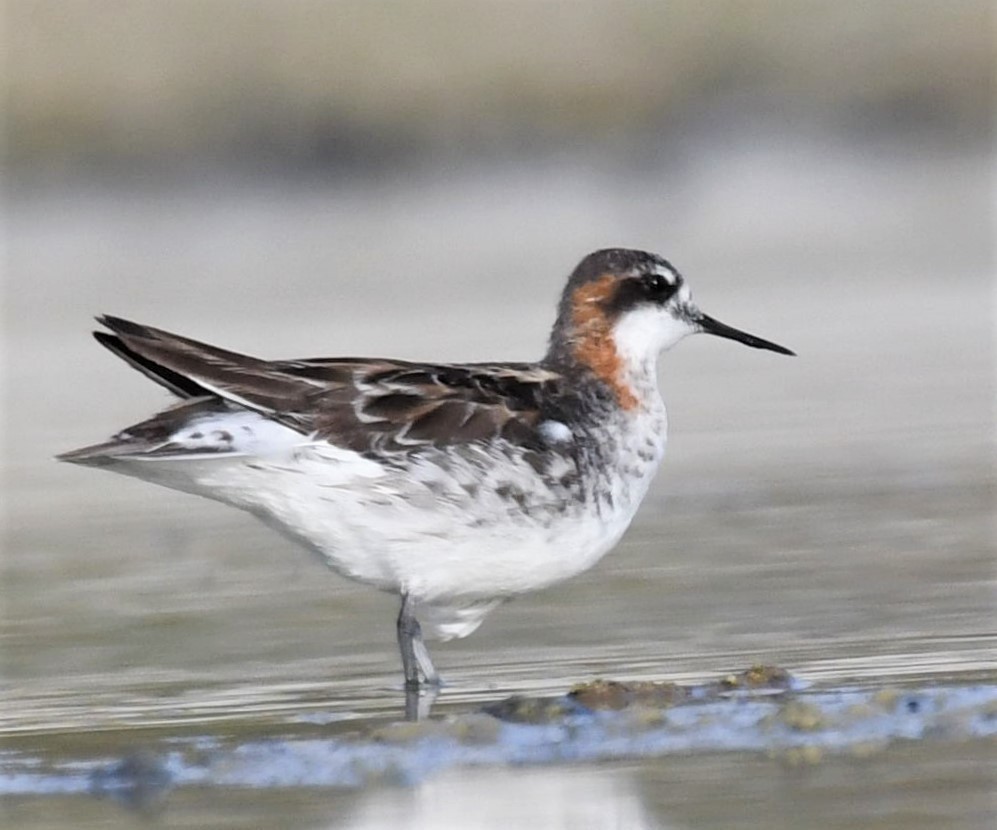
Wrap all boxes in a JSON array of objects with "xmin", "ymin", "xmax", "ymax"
[
  {"xmin": 8, "ymin": 1, "xmax": 992, "ymax": 179},
  {"xmin": 2, "ymin": 3, "xmax": 995, "ymax": 826}
]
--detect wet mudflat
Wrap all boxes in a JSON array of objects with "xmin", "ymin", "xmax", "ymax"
[
  {"xmin": 3, "ymin": 140, "xmax": 995, "ymax": 827},
  {"xmin": 3, "ymin": 671, "xmax": 996, "ymax": 829}
]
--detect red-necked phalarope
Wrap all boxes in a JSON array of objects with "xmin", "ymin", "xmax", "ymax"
[{"xmin": 60, "ymin": 248, "xmax": 793, "ymax": 708}]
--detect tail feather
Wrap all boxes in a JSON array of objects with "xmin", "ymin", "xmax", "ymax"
[
  {"xmin": 57, "ymin": 397, "xmax": 236, "ymax": 466},
  {"xmin": 59, "ymin": 317, "xmax": 317, "ymax": 466},
  {"xmin": 95, "ymin": 315, "xmax": 312, "ymax": 415},
  {"xmin": 56, "ymin": 437, "xmax": 154, "ymax": 466},
  {"xmin": 94, "ymin": 331, "xmax": 205, "ymax": 398}
]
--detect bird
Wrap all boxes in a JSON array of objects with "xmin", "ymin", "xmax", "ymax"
[{"xmin": 59, "ymin": 248, "xmax": 793, "ymax": 710}]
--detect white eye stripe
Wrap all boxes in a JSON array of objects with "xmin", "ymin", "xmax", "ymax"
[
  {"xmin": 653, "ymin": 264, "xmax": 680, "ymax": 284},
  {"xmin": 629, "ymin": 267, "xmax": 679, "ymax": 285}
]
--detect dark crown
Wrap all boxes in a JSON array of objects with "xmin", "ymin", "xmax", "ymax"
[{"xmin": 564, "ymin": 249, "xmax": 672, "ymax": 291}]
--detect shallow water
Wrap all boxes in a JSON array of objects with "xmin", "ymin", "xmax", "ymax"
[
  {"xmin": 3, "ymin": 138, "xmax": 995, "ymax": 826},
  {"xmin": 6, "ymin": 741, "xmax": 992, "ymax": 830}
]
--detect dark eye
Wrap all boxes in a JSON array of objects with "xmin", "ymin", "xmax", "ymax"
[{"xmin": 642, "ymin": 272, "xmax": 675, "ymax": 300}]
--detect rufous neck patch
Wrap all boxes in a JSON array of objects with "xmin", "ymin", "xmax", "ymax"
[{"xmin": 569, "ymin": 275, "xmax": 639, "ymax": 410}]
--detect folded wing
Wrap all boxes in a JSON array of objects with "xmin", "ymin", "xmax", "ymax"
[{"xmin": 60, "ymin": 316, "xmax": 565, "ymax": 462}]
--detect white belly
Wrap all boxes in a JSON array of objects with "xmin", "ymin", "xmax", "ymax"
[
  {"xmin": 106, "ymin": 413, "xmax": 666, "ymax": 638},
  {"xmin": 179, "ymin": 446, "xmax": 637, "ymax": 594}
]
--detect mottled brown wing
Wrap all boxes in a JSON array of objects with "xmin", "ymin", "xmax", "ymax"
[
  {"xmin": 273, "ymin": 359, "xmax": 563, "ymax": 454},
  {"xmin": 95, "ymin": 316, "xmax": 564, "ymax": 455}
]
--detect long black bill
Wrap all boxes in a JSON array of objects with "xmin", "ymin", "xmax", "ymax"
[{"xmin": 698, "ymin": 313, "xmax": 795, "ymax": 356}]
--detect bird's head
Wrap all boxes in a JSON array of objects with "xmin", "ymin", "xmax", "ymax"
[{"xmin": 546, "ymin": 248, "xmax": 793, "ymax": 408}]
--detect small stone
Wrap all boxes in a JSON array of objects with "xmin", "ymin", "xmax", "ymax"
[
  {"xmin": 568, "ymin": 678, "xmax": 688, "ymax": 710},
  {"xmin": 777, "ymin": 700, "xmax": 826, "ymax": 731},
  {"xmin": 482, "ymin": 694, "xmax": 571, "ymax": 724},
  {"xmin": 568, "ymin": 679, "xmax": 631, "ymax": 710},
  {"xmin": 721, "ymin": 665, "xmax": 795, "ymax": 690}
]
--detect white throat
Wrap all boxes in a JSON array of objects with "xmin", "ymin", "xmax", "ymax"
[{"xmin": 611, "ymin": 303, "xmax": 697, "ymax": 383}]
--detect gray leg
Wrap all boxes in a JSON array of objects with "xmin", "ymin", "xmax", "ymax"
[
  {"xmin": 396, "ymin": 594, "xmax": 440, "ymax": 689},
  {"xmin": 397, "ymin": 595, "xmax": 440, "ymax": 721}
]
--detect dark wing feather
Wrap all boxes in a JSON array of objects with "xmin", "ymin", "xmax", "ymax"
[
  {"xmin": 93, "ymin": 316, "xmax": 565, "ymax": 455},
  {"xmin": 93, "ymin": 331, "xmax": 206, "ymax": 398},
  {"xmin": 275, "ymin": 359, "xmax": 563, "ymax": 453},
  {"xmin": 97, "ymin": 316, "xmax": 313, "ymax": 415}
]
